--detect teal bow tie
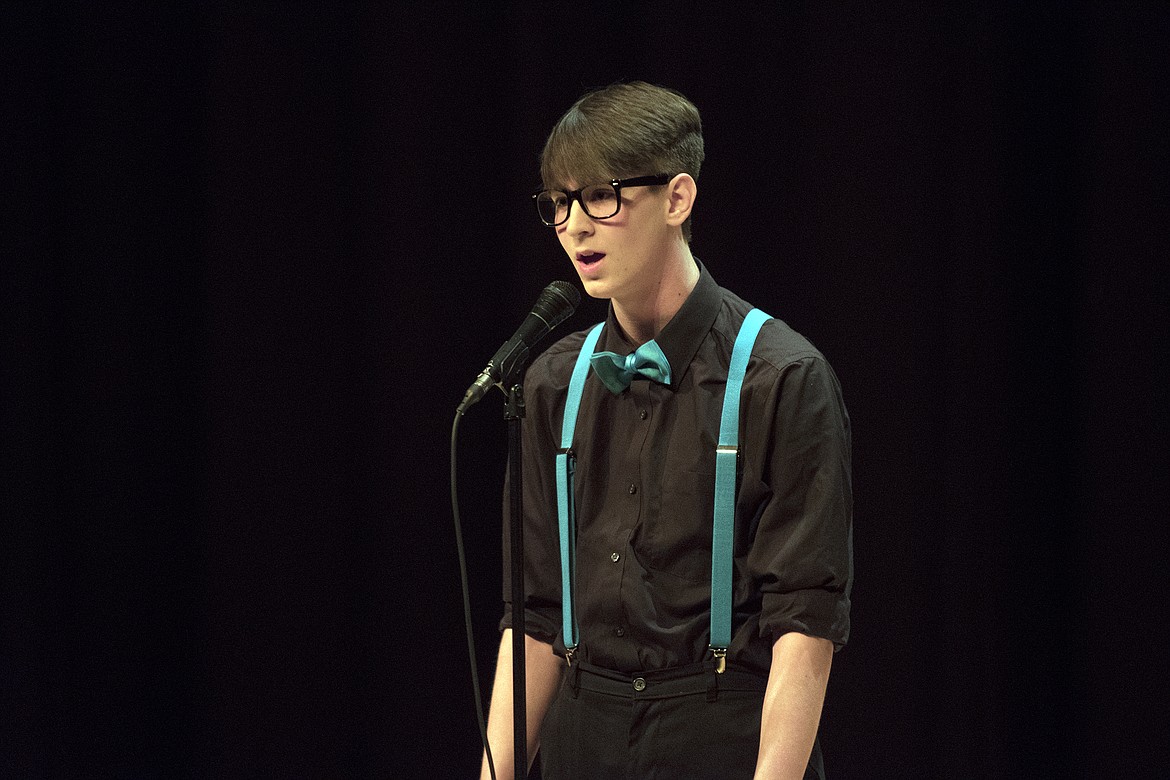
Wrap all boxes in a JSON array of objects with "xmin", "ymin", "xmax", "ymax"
[{"xmin": 589, "ymin": 339, "xmax": 673, "ymax": 394}]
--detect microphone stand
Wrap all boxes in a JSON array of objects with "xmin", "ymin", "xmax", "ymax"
[{"xmin": 504, "ymin": 382, "xmax": 528, "ymax": 780}]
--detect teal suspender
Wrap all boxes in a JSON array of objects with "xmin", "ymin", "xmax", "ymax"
[
  {"xmin": 557, "ymin": 310, "xmax": 771, "ymax": 671},
  {"xmin": 557, "ymin": 322, "xmax": 605, "ymax": 659},
  {"xmin": 709, "ymin": 307, "xmax": 771, "ymax": 670}
]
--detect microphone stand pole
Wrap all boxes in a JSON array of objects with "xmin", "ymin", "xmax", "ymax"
[{"xmin": 505, "ymin": 382, "xmax": 527, "ymax": 780}]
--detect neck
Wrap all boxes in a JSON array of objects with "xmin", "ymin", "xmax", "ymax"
[{"xmin": 612, "ymin": 241, "xmax": 699, "ymax": 345}]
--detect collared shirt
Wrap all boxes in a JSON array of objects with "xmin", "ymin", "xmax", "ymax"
[{"xmin": 501, "ymin": 263, "xmax": 852, "ymax": 676}]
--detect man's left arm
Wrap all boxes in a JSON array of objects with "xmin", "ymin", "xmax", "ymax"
[
  {"xmin": 754, "ymin": 631, "xmax": 834, "ymax": 780},
  {"xmin": 749, "ymin": 352, "xmax": 852, "ymax": 779}
]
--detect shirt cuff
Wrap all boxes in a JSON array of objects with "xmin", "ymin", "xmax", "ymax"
[
  {"xmin": 759, "ymin": 589, "xmax": 851, "ymax": 650},
  {"xmin": 498, "ymin": 605, "xmax": 560, "ymax": 646}
]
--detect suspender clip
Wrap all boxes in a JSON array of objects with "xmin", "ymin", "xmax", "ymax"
[
  {"xmin": 712, "ymin": 647, "xmax": 727, "ymax": 674},
  {"xmin": 565, "ymin": 646, "xmax": 576, "ymax": 667},
  {"xmin": 716, "ymin": 444, "xmax": 742, "ymax": 481}
]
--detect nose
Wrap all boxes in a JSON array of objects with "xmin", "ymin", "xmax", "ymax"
[{"xmin": 560, "ymin": 193, "xmax": 594, "ymax": 237}]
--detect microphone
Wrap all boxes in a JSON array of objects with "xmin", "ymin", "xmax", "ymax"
[{"xmin": 458, "ymin": 280, "xmax": 581, "ymax": 413}]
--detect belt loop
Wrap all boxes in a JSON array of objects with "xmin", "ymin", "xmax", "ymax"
[
  {"xmin": 706, "ymin": 665, "xmax": 719, "ymax": 702},
  {"xmin": 569, "ymin": 661, "xmax": 581, "ymax": 699}
]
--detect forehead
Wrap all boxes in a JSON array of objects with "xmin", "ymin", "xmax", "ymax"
[
  {"xmin": 543, "ymin": 145, "xmax": 624, "ymax": 191},
  {"xmin": 552, "ymin": 177, "xmax": 612, "ymax": 192},
  {"xmin": 548, "ymin": 171, "xmax": 611, "ymax": 192}
]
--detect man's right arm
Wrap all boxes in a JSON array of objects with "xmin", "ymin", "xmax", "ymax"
[{"xmin": 479, "ymin": 629, "xmax": 565, "ymax": 780}]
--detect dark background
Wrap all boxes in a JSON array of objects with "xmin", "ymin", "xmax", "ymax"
[{"xmin": 5, "ymin": 3, "xmax": 1166, "ymax": 777}]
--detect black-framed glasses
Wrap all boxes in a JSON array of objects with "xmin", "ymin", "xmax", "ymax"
[{"xmin": 532, "ymin": 173, "xmax": 674, "ymax": 227}]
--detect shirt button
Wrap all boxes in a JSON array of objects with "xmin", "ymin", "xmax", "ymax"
[
  {"xmin": 639, "ymin": 410, "xmax": 648, "ymax": 420},
  {"xmin": 615, "ymin": 626, "xmax": 625, "ymax": 637},
  {"xmin": 628, "ymin": 484, "xmax": 637, "ymax": 494},
  {"xmin": 610, "ymin": 552, "xmax": 620, "ymax": 562},
  {"xmin": 632, "ymin": 677, "xmax": 646, "ymax": 692}
]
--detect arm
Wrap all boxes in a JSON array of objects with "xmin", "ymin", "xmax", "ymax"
[
  {"xmin": 754, "ymin": 631, "xmax": 834, "ymax": 780},
  {"xmin": 479, "ymin": 629, "xmax": 565, "ymax": 780}
]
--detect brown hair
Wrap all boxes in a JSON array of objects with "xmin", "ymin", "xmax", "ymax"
[{"xmin": 541, "ymin": 81, "xmax": 704, "ymax": 241}]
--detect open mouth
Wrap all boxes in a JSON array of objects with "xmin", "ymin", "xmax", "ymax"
[{"xmin": 577, "ymin": 251, "xmax": 605, "ymax": 269}]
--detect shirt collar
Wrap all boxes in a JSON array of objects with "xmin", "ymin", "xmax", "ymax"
[{"xmin": 600, "ymin": 259, "xmax": 722, "ymax": 390}]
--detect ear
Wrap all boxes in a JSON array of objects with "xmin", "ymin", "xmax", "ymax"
[{"xmin": 663, "ymin": 173, "xmax": 697, "ymax": 228}]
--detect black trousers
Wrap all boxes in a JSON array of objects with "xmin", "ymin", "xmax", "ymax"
[{"xmin": 539, "ymin": 661, "xmax": 824, "ymax": 780}]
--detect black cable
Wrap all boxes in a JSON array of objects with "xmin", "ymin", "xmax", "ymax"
[{"xmin": 451, "ymin": 409, "xmax": 496, "ymax": 780}]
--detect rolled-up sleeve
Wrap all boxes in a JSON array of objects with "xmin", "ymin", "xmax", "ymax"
[{"xmin": 748, "ymin": 354, "xmax": 853, "ymax": 650}]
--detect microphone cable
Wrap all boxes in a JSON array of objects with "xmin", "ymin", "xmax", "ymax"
[{"xmin": 451, "ymin": 408, "xmax": 497, "ymax": 780}]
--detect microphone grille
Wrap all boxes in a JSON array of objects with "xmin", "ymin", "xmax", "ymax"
[
  {"xmin": 531, "ymin": 280, "xmax": 581, "ymax": 331},
  {"xmin": 547, "ymin": 279, "xmax": 581, "ymax": 309}
]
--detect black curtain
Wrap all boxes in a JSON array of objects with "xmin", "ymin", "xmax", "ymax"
[{"xmin": 5, "ymin": 4, "xmax": 1166, "ymax": 777}]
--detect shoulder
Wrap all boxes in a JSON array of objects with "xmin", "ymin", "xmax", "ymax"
[
  {"xmin": 713, "ymin": 288, "xmax": 850, "ymax": 430},
  {"xmin": 712, "ymin": 287, "xmax": 829, "ymax": 375}
]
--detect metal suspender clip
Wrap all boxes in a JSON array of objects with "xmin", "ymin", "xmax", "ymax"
[
  {"xmin": 712, "ymin": 647, "xmax": 727, "ymax": 674},
  {"xmin": 565, "ymin": 646, "xmax": 575, "ymax": 667},
  {"xmin": 716, "ymin": 444, "xmax": 742, "ymax": 481}
]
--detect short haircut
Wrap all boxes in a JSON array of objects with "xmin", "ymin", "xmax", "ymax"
[{"xmin": 541, "ymin": 81, "xmax": 705, "ymax": 242}]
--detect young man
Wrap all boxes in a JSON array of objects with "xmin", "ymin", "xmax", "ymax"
[{"xmin": 482, "ymin": 82, "xmax": 852, "ymax": 780}]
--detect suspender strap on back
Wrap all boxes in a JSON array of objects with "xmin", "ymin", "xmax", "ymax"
[
  {"xmin": 557, "ymin": 322, "xmax": 605, "ymax": 657},
  {"xmin": 710, "ymin": 308, "xmax": 771, "ymax": 669}
]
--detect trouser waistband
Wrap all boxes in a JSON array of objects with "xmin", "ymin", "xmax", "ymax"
[{"xmin": 568, "ymin": 660, "xmax": 767, "ymax": 702}]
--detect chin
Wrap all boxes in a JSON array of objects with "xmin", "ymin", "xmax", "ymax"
[{"xmin": 578, "ymin": 279, "xmax": 613, "ymax": 301}]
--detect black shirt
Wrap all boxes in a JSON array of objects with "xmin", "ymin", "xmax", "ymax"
[{"xmin": 501, "ymin": 263, "xmax": 852, "ymax": 676}]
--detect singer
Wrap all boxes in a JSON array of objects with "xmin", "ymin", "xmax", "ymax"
[{"xmin": 482, "ymin": 82, "xmax": 852, "ymax": 780}]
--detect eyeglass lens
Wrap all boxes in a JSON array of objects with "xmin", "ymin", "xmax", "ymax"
[{"xmin": 537, "ymin": 183, "xmax": 621, "ymax": 225}]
